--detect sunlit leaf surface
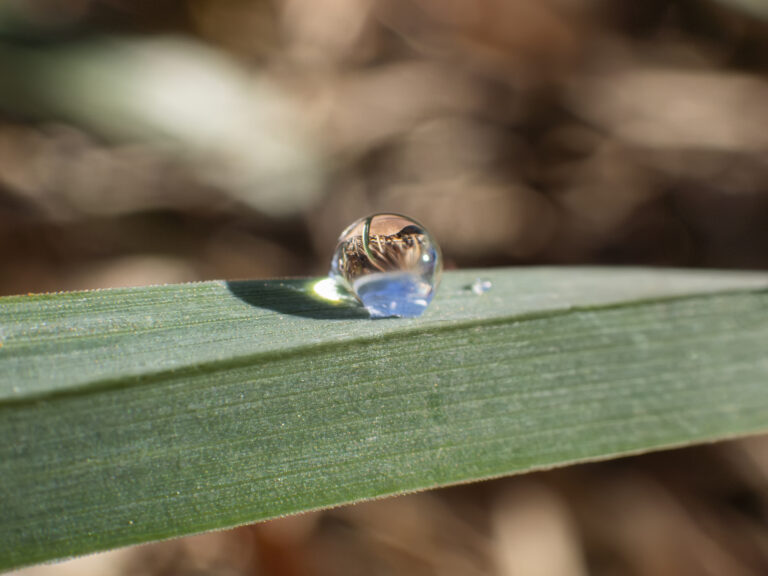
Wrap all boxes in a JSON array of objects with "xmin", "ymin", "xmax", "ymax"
[{"xmin": 2, "ymin": 268, "xmax": 768, "ymax": 571}]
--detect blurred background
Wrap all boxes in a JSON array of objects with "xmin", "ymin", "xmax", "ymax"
[{"xmin": 4, "ymin": 0, "xmax": 768, "ymax": 574}]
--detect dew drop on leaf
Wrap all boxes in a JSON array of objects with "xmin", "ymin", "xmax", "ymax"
[{"xmin": 329, "ymin": 213, "xmax": 442, "ymax": 318}]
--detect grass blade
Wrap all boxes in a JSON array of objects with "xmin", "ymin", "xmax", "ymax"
[{"xmin": 2, "ymin": 267, "xmax": 768, "ymax": 570}]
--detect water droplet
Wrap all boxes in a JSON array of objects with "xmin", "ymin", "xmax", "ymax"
[
  {"xmin": 471, "ymin": 278, "xmax": 492, "ymax": 295},
  {"xmin": 330, "ymin": 213, "xmax": 442, "ymax": 318}
]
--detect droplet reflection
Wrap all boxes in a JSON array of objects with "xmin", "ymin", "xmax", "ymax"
[
  {"xmin": 312, "ymin": 277, "xmax": 347, "ymax": 303},
  {"xmin": 329, "ymin": 213, "xmax": 442, "ymax": 318}
]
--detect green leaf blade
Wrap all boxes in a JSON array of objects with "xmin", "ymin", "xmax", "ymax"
[{"xmin": 2, "ymin": 268, "xmax": 768, "ymax": 570}]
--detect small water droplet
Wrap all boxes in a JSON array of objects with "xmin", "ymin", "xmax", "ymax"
[
  {"xmin": 329, "ymin": 213, "xmax": 442, "ymax": 318},
  {"xmin": 471, "ymin": 278, "xmax": 492, "ymax": 295}
]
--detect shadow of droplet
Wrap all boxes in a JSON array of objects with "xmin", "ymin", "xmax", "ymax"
[{"xmin": 226, "ymin": 278, "xmax": 369, "ymax": 320}]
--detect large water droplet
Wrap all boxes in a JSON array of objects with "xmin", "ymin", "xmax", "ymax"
[{"xmin": 330, "ymin": 213, "xmax": 442, "ymax": 318}]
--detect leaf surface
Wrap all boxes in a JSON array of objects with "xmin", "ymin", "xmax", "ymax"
[{"xmin": 2, "ymin": 267, "xmax": 768, "ymax": 570}]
